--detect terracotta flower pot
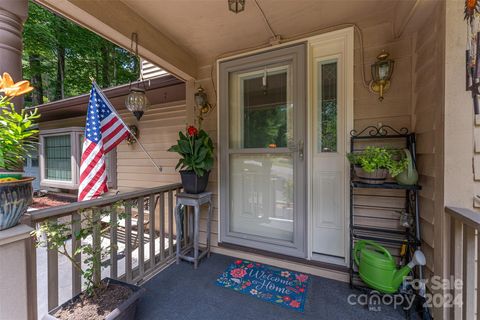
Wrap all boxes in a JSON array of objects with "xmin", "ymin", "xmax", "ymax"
[
  {"xmin": 0, "ymin": 177, "xmax": 35, "ymax": 230},
  {"xmin": 354, "ymin": 166, "xmax": 387, "ymax": 185}
]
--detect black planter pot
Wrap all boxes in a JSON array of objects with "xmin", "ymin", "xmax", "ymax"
[
  {"xmin": 180, "ymin": 170, "xmax": 210, "ymax": 194},
  {"xmin": 43, "ymin": 278, "xmax": 145, "ymax": 320},
  {"xmin": 0, "ymin": 177, "xmax": 34, "ymax": 230}
]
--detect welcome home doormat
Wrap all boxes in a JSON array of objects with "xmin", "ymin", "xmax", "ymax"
[{"xmin": 216, "ymin": 259, "xmax": 310, "ymax": 311}]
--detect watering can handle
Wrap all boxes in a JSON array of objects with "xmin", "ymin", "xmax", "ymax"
[{"xmin": 354, "ymin": 240, "xmax": 393, "ymax": 266}]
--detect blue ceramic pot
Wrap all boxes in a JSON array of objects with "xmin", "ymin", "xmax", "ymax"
[{"xmin": 0, "ymin": 177, "xmax": 34, "ymax": 230}]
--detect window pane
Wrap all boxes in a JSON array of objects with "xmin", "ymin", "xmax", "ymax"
[
  {"xmin": 318, "ymin": 62, "xmax": 337, "ymax": 153},
  {"xmin": 229, "ymin": 67, "xmax": 293, "ymax": 149},
  {"xmin": 45, "ymin": 135, "xmax": 72, "ymax": 181},
  {"xmin": 229, "ymin": 154, "xmax": 294, "ymax": 242}
]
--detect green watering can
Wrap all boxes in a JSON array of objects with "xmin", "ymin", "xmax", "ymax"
[{"xmin": 354, "ymin": 240, "xmax": 426, "ymax": 294}]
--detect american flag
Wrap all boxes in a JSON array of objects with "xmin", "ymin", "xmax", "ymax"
[{"xmin": 78, "ymin": 84, "xmax": 130, "ymax": 201}]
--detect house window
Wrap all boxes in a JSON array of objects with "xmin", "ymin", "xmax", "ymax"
[
  {"xmin": 40, "ymin": 127, "xmax": 117, "ymax": 190},
  {"xmin": 44, "ymin": 135, "xmax": 72, "ymax": 181}
]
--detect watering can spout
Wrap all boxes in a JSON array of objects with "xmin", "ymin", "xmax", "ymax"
[{"xmin": 392, "ymin": 250, "xmax": 426, "ymax": 288}]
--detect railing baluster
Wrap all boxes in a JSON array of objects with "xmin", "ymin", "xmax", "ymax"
[
  {"xmin": 452, "ymin": 219, "xmax": 464, "ymax": 320},
  {"xmin": 92, "ymin": 209, "xmax": 101, "ymax": 285},
  {"xmin": 477, "ymin": 231, "xmax": 480, "ymax": 320},
  {"xmin": 463, "ymin": 225, "xmax": 476, "ymax": 320},
  {"xmin": 138, "ymin": 197, "xmax": 145, "ymax": 279},
  {"xmin": 149, "ymin": 194, "xmax": 156, "ymax": 270},
  {"xmin": 168, "ymin": 190, "xmax": 174, "ymax": 257},
  {"xmin": 159, "ymin": 192, "xmax": 165, "ymax": 262},
  {"xmin": 125, "ymin": 202, "xmax": 133, "ymax": 282},
  {"xmin": 71, "ymin": 212, "xmax": 82, "ymax": 295},
  {"xmin": 47, "ymin": 219, "xmax": 59, "ymax": 311},
  {"xmin": 110, "ymin": 207, "xmax": 118, "ymax": 279}
]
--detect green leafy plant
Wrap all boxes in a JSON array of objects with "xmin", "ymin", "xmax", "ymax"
[
  {"xmin": 32, "ymin": 202, "xmax": 128, "ymax": 296},
  {"xmin": 347, "ymin": 146, "xmax": 408, "ymax": 177},
  {"xmin": 168, "ymin": 125, "xmax": 214, "ymax": 176},
  {"xmin": 0, "ymin": 103, "xmax": 40, "ymax": 170},
  {"xmin": 0, "ymin": 72, "xmax": 38, "ymax": 172}
]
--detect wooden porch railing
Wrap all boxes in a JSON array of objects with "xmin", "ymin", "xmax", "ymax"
[
  {"xmin": 25, "ymin": 183, "xmax": 183, "ymax": 314},
  {"xmin": 445, "ymin": 206, "xmax": 480, "ymax": 320}
]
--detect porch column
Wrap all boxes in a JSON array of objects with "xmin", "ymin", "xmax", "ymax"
[
  {"xmin": 0, "ymin": 0, "xmax": 28, "ymax": 109},
  {"xmin": 0, "ymin": 224, "xmax": 35, "ymax": 320}
]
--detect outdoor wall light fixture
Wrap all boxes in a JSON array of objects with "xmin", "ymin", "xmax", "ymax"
[
  {"xmin": 228, "ymin": 0, "xmax": 245, "ymax": 13},
  {"xmin": 126, "ymin": 125, "xmax": 139, "ymax": 145},
  {"xmin": 195, "ymin": 86, "xmax": 213, "ymax": 115},
  {"xmin": 125, "ymin": 32, "xmax": 150, "ymax": 120},
  {"xmin": 369, "ymin": 51, "xmax": 395, "ymax": 102},
  {"xmin": 194, "ymin": 86, "xmax": 214, "ymax": 125}
]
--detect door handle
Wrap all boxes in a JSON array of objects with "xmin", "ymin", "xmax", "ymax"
[
  {"xmin": 287, "ymin": 140, "xmax": 304, "ymax": 160},
  {"xmin": 298, "ymin": 140, "xmax": 304, "ymax": 160}
]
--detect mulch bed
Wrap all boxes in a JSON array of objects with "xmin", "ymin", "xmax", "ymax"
[
  {"xmin": 31, "ymin": 194, "xmax": 75, "ymax": 209},
  {"xmin": 53, "ymin": 284, "xmax": 132, "ymax": 320}
]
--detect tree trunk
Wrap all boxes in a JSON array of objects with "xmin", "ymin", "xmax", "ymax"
[
  {"xmin": 55, "ymin": 45, "xmax": 65, "ymax": 100},
  {"xmin": 28, "ymin": 54, "xmax": 44, "ymax": 105},
  {"xmin": 101, "ymin": 43, "xmax": 111, "ymax": 87}
]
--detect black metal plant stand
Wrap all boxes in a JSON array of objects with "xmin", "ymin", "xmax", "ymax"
[{"xmin": 348, "ymin": 126, "xmax": 430, "ymax": 319}]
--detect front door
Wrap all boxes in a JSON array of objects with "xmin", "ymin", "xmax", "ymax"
[
  {"xmin": 309, "ymin": 30, "xmax": 353, "ymax": 263},
  {"xmin": 219, "ymin": 44, "xmax": 307, "ymax": 258}
]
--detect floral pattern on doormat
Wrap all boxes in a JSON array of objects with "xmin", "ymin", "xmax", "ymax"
[{"xmin": 216, "ymin": 259, "xmax": 310, "ymax": 312}]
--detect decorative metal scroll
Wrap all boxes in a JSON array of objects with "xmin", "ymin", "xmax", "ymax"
[
  {"xmin": 465, "ymin": 0, "xmax": 480, "ymax": 114},
  {"xmin": 350, "ymin": 125, "xmax": 409, "ymax": 137}
]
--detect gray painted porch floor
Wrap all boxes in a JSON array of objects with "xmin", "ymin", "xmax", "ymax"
[{"xmin": 137, "ymin": 254, "xmax": 409, "ymax": 320}]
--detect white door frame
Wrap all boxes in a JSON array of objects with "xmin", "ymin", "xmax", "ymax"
[{"xmin": 306, "ymin": 28, "xmax": 354, "ymax": 265}]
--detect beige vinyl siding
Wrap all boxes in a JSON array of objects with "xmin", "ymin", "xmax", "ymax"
[
  {"xmin": 411, "ymin": 2, "xmax": 444, "ymax": 303},
  {"xmin": 39, "ymin": 101, "xmax": 187, "ymax": 192}
]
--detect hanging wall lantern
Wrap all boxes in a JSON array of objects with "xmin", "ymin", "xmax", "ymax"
[
  {"xmin": 369, "ymin": 51, "xmax": 395, "ymax": 102},
  {"xmin": 125, "ymin": 32, "xmax": 150, "ymax": 120},
  {"xmin": 125, "ymin": 87, "xmax": 150, "ymax": 120},
  {"xmin": 228, "ymin": 0, "xmax": 245, "ymax": 13}
]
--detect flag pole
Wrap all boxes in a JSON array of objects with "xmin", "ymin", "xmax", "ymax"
[{"xmin": 91, "ymin": 80, "xmax": 163, "ymax": 172}]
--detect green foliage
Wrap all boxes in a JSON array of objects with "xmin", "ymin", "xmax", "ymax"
[
  {"xmin": 168, "ymin": 128, "xmax": 214, "ymax": 176},
  {"xmin": 244, "ymin": 106, "xmax": 287, "ymax": 148},
  {"xmin": 32, "ymin": 202, "xmax": 128, "ymax": 296},
  {"xmin": 22, "ymin": 1, "xmax": 139, "ymax": 106},
  {"xmin": 0, "ymin": 100, "xmax": 40, "ymax": 170},
  {"xmin": 347, "ymin": 146, "xmax": 408, "ymax": 177}
]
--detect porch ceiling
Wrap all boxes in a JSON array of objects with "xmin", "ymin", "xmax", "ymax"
[
  {"xmin": 121, "ymin": 0, "xmax": 416, "ymax": 65},
  {"xmin": 36, "ymin": 0, "xmax": 425, "ymax": 79}
]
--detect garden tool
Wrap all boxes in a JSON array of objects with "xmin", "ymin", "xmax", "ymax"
[{"xmin": 354, "ymin": 240, "xmax": 426, "ymax": 294}]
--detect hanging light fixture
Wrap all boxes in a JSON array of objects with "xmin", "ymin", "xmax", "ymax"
[
  {"xmin": 228, "ymin": 0, "xmax": 245, "ymax": 13},
  {"xmin": 369, "ymin": 51, "xmax": 395, "ymax": 102},
  {"xmin": 125, "ymin": 32, "xmax": 150, "ymax": 120}
]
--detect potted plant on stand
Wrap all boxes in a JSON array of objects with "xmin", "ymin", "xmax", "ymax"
[
  {"xmin": 0, "ymin": 72, "xmax": 38, "ymax": 230},
  {"xmin": 168, "ymin": 125, "xmax": 214, "ymax": 194},
  {"xmin": 33, "ymin": 204, "xmax": 145, "ymax": 320},
  {"xmin": 347, "ymin": 146, "xmax": 407, "ymax": 185}
]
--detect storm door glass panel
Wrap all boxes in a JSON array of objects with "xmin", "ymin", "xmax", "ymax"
[
  {"xmin": 229, "ymin": 64, "xmax": 294, "ymax": 243},
  {"xmin": 45, "ymin": 135, "xmax": 72, "ymax": 181},
  {"xmin": 317, "ymin": 61, "xmax": 338, "ymax": 153}
]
